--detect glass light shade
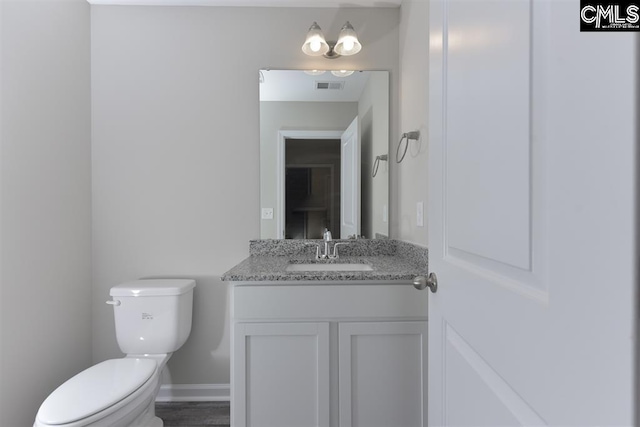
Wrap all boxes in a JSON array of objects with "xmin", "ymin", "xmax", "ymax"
[
  {"xmin": 331, "ymin": 70, "xmax": 354, "ymax": 77},
  {"xmin": 304, "ymin": 70, "xmax": 327, "ymax": 76},
  {"xmin": 334, "ymin": 21, "xmax": 362, "ymax": 56},
  {"xmin": 302, "ymin": 22, "xmax": 330, "ymax": 56}
]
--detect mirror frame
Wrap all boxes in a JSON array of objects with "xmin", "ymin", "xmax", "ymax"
[{"xmin": 260, "ymin": 69, "xmax": 389, "ymax": 240}]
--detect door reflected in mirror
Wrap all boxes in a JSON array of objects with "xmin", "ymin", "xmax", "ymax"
[{"xmin": 259, "ymin": 69, "xmax": 389, "ymax": 240}]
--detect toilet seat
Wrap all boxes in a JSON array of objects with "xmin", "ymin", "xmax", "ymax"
[{"xmin": 35, "ymin": 358, "xmax": 157, "ymax": 426}]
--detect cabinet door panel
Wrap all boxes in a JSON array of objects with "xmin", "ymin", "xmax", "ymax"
[
  {"xmin": 338, "ymin": 321, "xmax": 427, "ymax": 427},
  {"xmin": 233, "ymin": 322, "xmax": 330, "ymax": 427}
]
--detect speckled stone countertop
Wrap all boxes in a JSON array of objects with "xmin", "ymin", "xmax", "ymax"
[{"xmin": 221, "ymin": 239, "xmax": 428, "ymax": 282}]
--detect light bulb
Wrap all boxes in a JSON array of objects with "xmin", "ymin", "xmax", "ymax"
[
  {"xmin": 343, "ymin": 38, "xmax": 355, "ymax": 52},
  {"xmin": 310, "ymin": 39, "xmax": 321, "ymax": 52}
]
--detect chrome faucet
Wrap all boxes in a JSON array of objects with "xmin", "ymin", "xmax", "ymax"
[
  {"xmin": 308, "ymin": 229, "xmax": 334, "ymax": 259},
  {"xmin": 309, "ymin": 229, "xmax": 348, "ymax": 260},
  {"xmin": 322, "ymin": 229, "xmax": 332, "ymax": 259}
]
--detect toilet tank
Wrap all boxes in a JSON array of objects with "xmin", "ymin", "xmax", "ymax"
[{"xmin": 109, "ymin": 279, "xmax": 196, "ymax": 355}]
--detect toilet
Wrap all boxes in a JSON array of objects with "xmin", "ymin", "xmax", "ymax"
[{"xmin": 34, "ymin": 279, "xmax": 196, "ymax": 427}]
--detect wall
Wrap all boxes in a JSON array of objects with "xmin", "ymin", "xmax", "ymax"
[
  {"xmin": 260, "ymin": 101, "xmax": 358, "ymax": 239},
  {"xmin": 91, "ymin": 5, "xmax": 399, "ymax": 390},
  {"xmin": 394, "ymin": 0, "xmax": 429, "ymax": 245},
  {"xmin": 358, "ymin": 71, "xmax": 389, "ymax": 238},
  {"xmin": 0, "ymin": 0, "xmax": 92, "ymax": 424}
]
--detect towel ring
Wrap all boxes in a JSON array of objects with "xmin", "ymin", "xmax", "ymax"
[
  {"xmin": 372, "ymin": 154, "xmax": 388, "ymax": 177},
  {"xmin": 396, "ymin": 130, "xmax": 420, "ymax": 163}
]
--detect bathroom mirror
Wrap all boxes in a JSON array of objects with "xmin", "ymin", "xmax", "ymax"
[{"xmin": 260, "ymin": 69, "xmax": 389, "ymax": 240}]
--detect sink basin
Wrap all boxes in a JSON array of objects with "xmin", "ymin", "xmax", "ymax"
[{"xmin": 286, "ymin": 263, "xmax": 373, "ymax": 272}]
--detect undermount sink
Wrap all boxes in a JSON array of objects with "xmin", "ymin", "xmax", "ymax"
[{"xmin": 286, "ymin": 263, "xmax": 374, "ymax": 272}]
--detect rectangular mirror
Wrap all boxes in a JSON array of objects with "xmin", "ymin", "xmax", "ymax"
[{"xmin": 260, "ymin": 69, "xmax": 389, "ymax": 240}]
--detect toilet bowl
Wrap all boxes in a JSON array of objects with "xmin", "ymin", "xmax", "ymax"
[{"xmin": 34, "ymin": 279, "xmax": 195, "ymax": 427}]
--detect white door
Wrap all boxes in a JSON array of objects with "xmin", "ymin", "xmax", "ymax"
[
  {"xmin": 341, "ymin": 116, "xmax": 360, "ymax": 238},
  {"xmin": 338, "ymin": 321, "xmax": 428, "ymax": 427},
  {"xmin": 428, "ymin": 0, "xmax": 636, "ymax": 425}
]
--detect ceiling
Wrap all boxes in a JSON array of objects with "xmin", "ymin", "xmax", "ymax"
[
  {"xmin": 259, "ymin": 70, "xmax": 372, "ymax": 102},
  {"xmin": 87, "ymin": 0, "xmax": 401, "ymax": 6}
]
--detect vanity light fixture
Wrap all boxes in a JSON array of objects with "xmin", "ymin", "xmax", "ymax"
[
  {"xmin": 302, "ymin": 21, "xmax": 362, "ymax": 59},
  {"xmin": 331, "ymin": 70, "xmax": 354, "ymax": 77}
]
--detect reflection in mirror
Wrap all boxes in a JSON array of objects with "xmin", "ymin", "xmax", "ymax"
[{"xmin": 260, "ymin": 70, "xmax": 389, "ymax": 240}]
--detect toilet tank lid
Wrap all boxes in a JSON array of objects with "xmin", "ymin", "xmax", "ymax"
[{"xmin": 110, "ymin": 279, "xmax": 196, "ymax": 297}]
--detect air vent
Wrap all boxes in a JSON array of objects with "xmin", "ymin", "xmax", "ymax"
[{"xmin": 315, "ymin": 81, "xmax": 345, "ymax": 90}]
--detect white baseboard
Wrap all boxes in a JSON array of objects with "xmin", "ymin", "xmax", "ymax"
[{"xmin": 155, "ymin": 383, "xmax": 230, "ymax": 402}]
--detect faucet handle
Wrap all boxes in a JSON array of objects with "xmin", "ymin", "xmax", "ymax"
[
  {"xmin": 331, "ymin": 242, "xmax": 348, "ymax": 259},
  {"xmin": 305, "ymin": 242, "xmax": 322, "ymax": 259}
]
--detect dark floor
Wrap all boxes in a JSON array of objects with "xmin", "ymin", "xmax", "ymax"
[{"xmin": 156, "ymin": 401, "xmax": 230, "ymax": 427}]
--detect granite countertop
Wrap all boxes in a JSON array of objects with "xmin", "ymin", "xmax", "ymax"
[{"xmin": 221, "ymin": 239, "xmax": 428, "ymax": 282}]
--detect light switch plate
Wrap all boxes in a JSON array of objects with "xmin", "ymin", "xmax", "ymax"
[
  {"xmin": 417, "ymin": 202, "xmax": 424, "ymax": 227},
  {"xmin": 262, "ymin": 208, "xmax": 274, "ymax": 220}
]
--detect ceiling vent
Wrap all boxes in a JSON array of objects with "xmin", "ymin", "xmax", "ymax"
[{"xmin": 315, "ymin": 81, "xmax": 344, "ymax": 90}]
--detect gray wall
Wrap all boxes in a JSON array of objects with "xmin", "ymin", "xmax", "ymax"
[
  {"xmin": 0, "ymin": 0, "xmax": 92, "ymax": 425},
  {"xmin": 91, "ymin": 6, "xmax": 400, "ymax": 387},
  {"xmin": 396, "ymin": 0, "xmax": 429, "ymax": 245},
  {"xmin": 358, "ymin": 71, "xmax": 389, "ymax": 239}
]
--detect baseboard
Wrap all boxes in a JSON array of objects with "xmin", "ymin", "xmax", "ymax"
[{"xmin": 155, "ymin": 383, "xmax": 230, "ymax": 402}]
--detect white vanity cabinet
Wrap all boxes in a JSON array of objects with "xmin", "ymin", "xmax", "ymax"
[{"xmin": 230, "ymin": 282, "xmax": 428, "ymax": 427}]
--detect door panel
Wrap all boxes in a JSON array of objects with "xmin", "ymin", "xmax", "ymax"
[
  {"xmin": 341, "ymin": 117, "xmax": 360, "ymax": 238},
  {"xmin": 446, "ymin": 0, "xmax": 532, "ymax": 271},
  {"xmin": 428, "ymin": 0, "xmax": 636, "ymax": 425},
  {"xmin": 233, "ymin": 322, "xmax": 330, "ymax": 427},
  {"xmin": 338, "ymin": 321, "xmax": 427, "ymax": 427},
  {"xmin": 444, "ymin": 323, "xmax": 544, "ymax": 426}
]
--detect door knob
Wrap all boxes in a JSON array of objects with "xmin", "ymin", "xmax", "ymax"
[{"xmin": 413, "ymin": 273, "xmax": 438, "ymax": 293}]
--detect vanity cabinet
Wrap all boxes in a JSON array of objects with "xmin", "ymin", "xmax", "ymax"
[{"xmin": 230, "ymin": 282, "xmax": 428, "ymax": 427}]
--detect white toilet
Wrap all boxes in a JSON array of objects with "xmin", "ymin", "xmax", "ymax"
[{"xmin": 34, "ymin": 279, "xmax": 196, "ymax": 427}]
